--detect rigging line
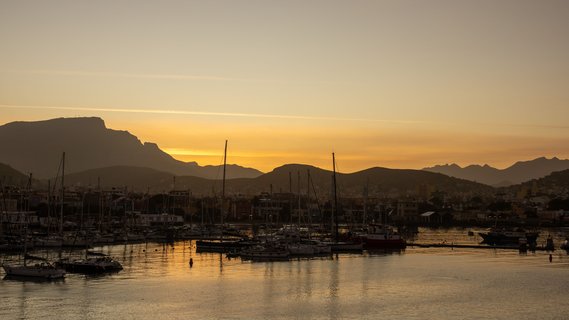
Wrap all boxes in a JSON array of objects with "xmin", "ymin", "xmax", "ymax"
[
  {"xmin": 309, "ymin": 173, "xmax": 324, "ymax": 229},
  {"xmin": 211, "ymin": 146, "xmax": 225, "ymax": 197}
]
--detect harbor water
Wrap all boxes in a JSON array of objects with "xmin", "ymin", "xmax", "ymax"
[{"xmin": 1, "ymin": 229, "xmax": 569, "ymax": 319}]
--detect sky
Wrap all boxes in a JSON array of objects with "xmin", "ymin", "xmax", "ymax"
[{"xmin": 1, "ymin": 0, "xmax": 568, "ymax": 173}]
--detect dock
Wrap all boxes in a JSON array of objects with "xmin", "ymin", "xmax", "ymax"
[{"xmin": 406, "ymin": 242, "xmax": 554, "ymax": 251}]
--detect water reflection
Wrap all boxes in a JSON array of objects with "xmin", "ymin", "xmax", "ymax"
[
  {"xmin": 1, "ymin": 238, "xmax": 569, "ymax": 319},
  {"xmin": 326, "ymin": 256, "xmax": 339, "ymax": 320}
]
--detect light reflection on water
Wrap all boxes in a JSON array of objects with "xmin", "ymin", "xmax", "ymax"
[{"xmin": 1, "ymin": 234, "xmax": 569, "ymax": 319}]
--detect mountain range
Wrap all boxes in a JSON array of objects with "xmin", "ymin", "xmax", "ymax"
[
  {"xmin": 59, "ymin": 163, "xmax": 493, "ymax": 198},
  {"xmin": 0, "ymin": 117, "xmax": 262, "ymax": 179},
  {"xmin": 1, "ymin": 117, "xmax": 566, "ymax": 189},
  {"xmin": 423, "ymin": 157, "xmax": 569, "ymax": 187}
]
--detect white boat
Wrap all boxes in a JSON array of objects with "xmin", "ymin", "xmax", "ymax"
[
  {"xmin": 3, "ymin": 262, "xmax": 66, "ymax": 279},
  {"xmin": 561, "ymin": 239, "xmax": 569, "ymax": 251},
  {"xmin": 359, "ymin": 224, "xmax": 406, "ymax": 249},
  {"xmin": 302, "ymin": 240, "xmax": 332, "ymax": 254},
  {"xmin": 240, "ymin": 245, "xmax": 290, "ymax": 261}
]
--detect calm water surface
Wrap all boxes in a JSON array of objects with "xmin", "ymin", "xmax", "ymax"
[{"xmin": 1, "ymin": 229, "xmax": 569, "ymax": 320}]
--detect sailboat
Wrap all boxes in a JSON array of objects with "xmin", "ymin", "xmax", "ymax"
[
  {"xmin": 52, "ymin": 152, "xmax": 121, "ymax": 274},
  {"xmin": 2, "ymin": 214, "xmax": 66, "ymax": 279},
  {"xmin": 196, "ymin": 140, "xmax": 245, "ymax": 253},
  {"xmin": 3, "ymin": 259, "xmax": 66, "ymax": 280},
  {"xmin": 322, "ymin": 153, "xmax": 363, "ymax": 253}
]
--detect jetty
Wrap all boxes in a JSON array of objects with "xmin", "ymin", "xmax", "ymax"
[{"xmin": 406, "ymin": 242, "xmax": 554, "ymax": 251}]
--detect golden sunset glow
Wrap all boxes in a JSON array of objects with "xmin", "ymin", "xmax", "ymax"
[{"xmin": 1, "ymin": 1, "xmax": 568, "ymax": 172}]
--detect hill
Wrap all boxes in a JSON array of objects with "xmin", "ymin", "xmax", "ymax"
[
  {"xmin": 62, "ymin": 164, "xmax": 494, "ymax": 198},
  {"xmin": 0, "ymin": 117, "xmax": 262, "ymax": 179},
  {"xmin": 508, "ymin": 169, "xmax": 569, "ymax": 192},
  {"xmin": 423, "ymin": 157, "xmax": 569, "ymax": 186},
  {"xmin": 0, "ymin": 163, "xmax": 30, "ymax": 187}
]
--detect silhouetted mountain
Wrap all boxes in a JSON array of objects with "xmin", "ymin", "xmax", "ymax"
[
  {"xmin": 64, "ymin": 166, "xmax": 211, "ymax": 192},
  {"xmin": 423, "ymin": 157, "xmax": 569, "ymax": 186},
  {"xmin": 0, "ymin": 163, "xmax": 29, "ymax": 187},
  {"xmin": 63, "ymin": 163, "xmax": 493, "ymax": 197},
  {"xmin": 0, "ymin": 117, "xmax": 262, "ymax": 179},
  {"xmin": 511, "ymin": 169, "xmax": 569, "ymax": 191}
]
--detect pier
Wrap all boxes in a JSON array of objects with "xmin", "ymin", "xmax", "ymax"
[{"xmin": 406, "ymin": 242, "xmax": 555, "ymax": 251}]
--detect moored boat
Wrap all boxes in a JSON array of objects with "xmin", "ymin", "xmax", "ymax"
[
  {"xmin": 240, "ymin": 245, "xmax": 290, "ymax": 261},
  {"xmin": 56, "ymin": 256, "xmax": 123, "ymax": 274},
  {"xmin": 359, "ymin": 224, "xmax": 406, "ymax": 249},
  {"xmin": 479, "ymin": 228, "xmax": 539, "ymax": 246},
  {"xmin": 2, "ymin": 262, "xmax": 66, "ymax": 280},
  {"xmin": 286, "ymin": 243, "xmax": 315, "ymax": 256},
  {"xmin": 561, "ymin": 239, "xmax": 569, "ymax": 251}
]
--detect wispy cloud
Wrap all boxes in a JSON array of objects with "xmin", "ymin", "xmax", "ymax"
[
  {"xmin": 5, "ymin": 69, "xmax": 257, "ymax": 82},
  {"xmin": 0, "ymin": 104, "xmax": 424, "ymax": 124},
  {"xmin": 1, "ymin": 68, "xmax": 354, "ymax": 86}
]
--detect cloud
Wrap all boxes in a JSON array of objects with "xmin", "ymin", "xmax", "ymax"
[
  {"xmin": 5, "ymin": 69, "xmax": 256, "ymax": 82},
  {"xmin": 0, "ymin": 104, "xmax": 424, "ymax": 124}
]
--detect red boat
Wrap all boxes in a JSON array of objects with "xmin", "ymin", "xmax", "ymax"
[{"xmin": 359, "ymin": 224, "xmax": 406, "ymax": 249}]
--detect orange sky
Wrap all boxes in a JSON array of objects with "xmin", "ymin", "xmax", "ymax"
[{"xmin": 1, "ymin": 1, "xmax": 568, "ymax": 172}]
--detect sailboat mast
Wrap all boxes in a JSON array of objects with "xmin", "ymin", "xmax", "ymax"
[
  {"xmin": 47, "ymin": 179, "xmax": 51, "ymax": 236},
  {"xmin": 297, "ymin": 171, "xmax": 301, "ymax": 226},
  {"xmin": 60, "ymin": 152, "xmax": 65, "ymax": 235},
  {"xmin": 307, "ymin": 170, "xmax": 310, "ymax": 222},
  {"xmin": 332, "ymin": 153, "xmax": 339, "ymax": 242},
  {"xmin": 363, "ymin": 178, "xmax": 369, "ymax": 226},
  {"xmin": 221, "ymin": 140, "xmax": 227, "ymax": 226}
]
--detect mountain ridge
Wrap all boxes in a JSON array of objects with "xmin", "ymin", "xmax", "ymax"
[
  {"xmin": 0, "ymin": 117, "xmax": 262, "ymax": 179},
  {"xmin": 60, "ymin": 163, "xmax": 493, "ymax": 197},
  {"xmin": 424, "ymin": 157, "xmax": 569, "ymax": 186}
]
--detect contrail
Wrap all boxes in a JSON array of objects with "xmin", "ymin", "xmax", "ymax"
[{"xmin": 0, "ymin": 105, "xmax": 424, "ymax": 124}]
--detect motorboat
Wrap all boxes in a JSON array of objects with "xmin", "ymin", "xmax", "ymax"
[
  {"xmin": 359, "ymin": 224, "xmax": 406, "ymax": 249},
  {"xmin": 56, "ymin": 256, "xmax": 123, "ymax": 274},
  {"xmin": 479, "ymin": 228, "xmax": 538, "ymax": 246}
]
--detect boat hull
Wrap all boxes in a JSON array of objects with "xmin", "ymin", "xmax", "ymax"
[
  {"xmin": 361, "ymin": 238, "xmax": 406, "ymax": 249},
  {"xmin": 479, "ymin": 232, "xmax": 538, "ymax": 246},
  {"xmin": 2, "ymin": 264, "xmax": 66, "ymax": 279},
  {"xmin": 240, "ymin": 252, "xmax": 290, "ymax": 261},
  {"xmin": 56, "ymin": 257, "xmax": 123, "ymax": 274}
]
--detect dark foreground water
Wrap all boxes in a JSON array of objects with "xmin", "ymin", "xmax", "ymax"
[{"xmin": 1, "ymin": 229, "xmax": 569, "ymax": 320}]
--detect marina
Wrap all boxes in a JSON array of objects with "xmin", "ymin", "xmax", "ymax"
[
  {"xmin": 1, "ymin": 228, "xmax": 569, "ymax": 319},
  {"xmin": 2, "ymin": 0, "xmax": 569, "ymax": 318}
]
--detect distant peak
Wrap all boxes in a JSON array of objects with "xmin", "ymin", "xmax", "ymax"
[
  {"xmin": 271, "ymin": 163, "xmax": 321, "ymax": 172},
  {"xmin": 143, "ymin": 142, "xmax": 159, "ymax": 149},
  {"xmin": 2, "ymin": 117, "xmax": 107, "ymax": 129}
]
